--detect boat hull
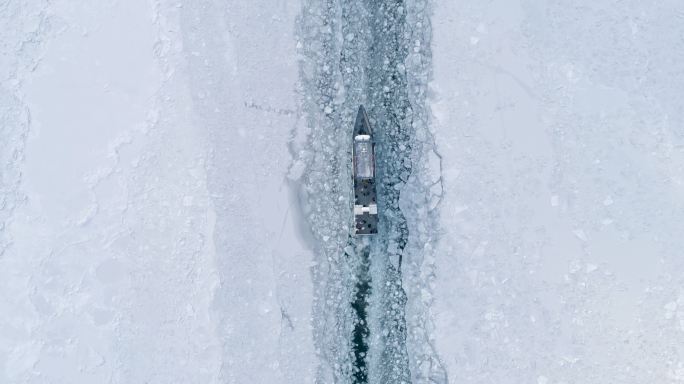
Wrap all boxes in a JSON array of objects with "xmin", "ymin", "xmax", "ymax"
[{"xmin": 352, "ymin": 106, "xmax": 378, "ymax": 235}]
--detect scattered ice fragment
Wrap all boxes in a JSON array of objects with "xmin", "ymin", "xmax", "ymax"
[
  {"xmin": 470, "ymin": 36, "xmax": 479, "ymax": 45},
  {"xmin": 324, "ymin": 106, "xmax": 332, "ymax": 114},
  {"xmin": 387, "ymin": 241, "xmax": 398, "ymax": 254},
  {"xmin": 183, "ymin": 196, "xmax": 194, "ymax": 207},
  {"xmin": 586, "ymin": 263, "xmax": 598, "ymax": 273},
  {"xmin": 569, "ymin": 261, "xmax": 582, "ymax": 274},
  {"xmin": 550, "ymin": 195, "xmax": 559, "ymax": 207},
  {"xmin": 664, "ymin": 301, "xmax": 677, "ymax": 319},
  {"xmin": 562, "ymin": 356, "xmax": 580, "ymax": 364},
  {"xmin": 288, "ymin": 160, "xmax": 306, "ymax": 181},
  {"xmin": 537, "ymin": 375, "xmax": 549, "ymax": 384},
  {"xmin": 603, "ymin": 196, "xmax": 614, "ymax": 206},
  {"xmin": 669, "ymin": 362, "xmax": 684, "ymax": 381},
  {"xmin": 573, "ymin": 229, "xmax": 587, "ymax": 242}
]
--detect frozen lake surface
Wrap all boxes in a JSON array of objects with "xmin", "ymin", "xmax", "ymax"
[{"xmin": 2, "ymin": 1, "xmax": 684, "ymax": 383}]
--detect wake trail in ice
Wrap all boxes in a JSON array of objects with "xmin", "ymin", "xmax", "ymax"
[{"xmin": 294, "ymin": 0, "xmax": 444, "ymax": 383}]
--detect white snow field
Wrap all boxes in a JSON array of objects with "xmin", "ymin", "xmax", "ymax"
[
  {"xmin": 431, "ymin": 1, "xmax": 684, "ymax": 383},
  {"xmin": 2, "ymin": 0, "xmax": 684, "ymax": 383},
  {"xmin": 1, "ymin": 1, "xmax": 314, "ymax": 383}
]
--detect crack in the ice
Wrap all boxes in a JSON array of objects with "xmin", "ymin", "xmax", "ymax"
[
  {"xmin": 244, "ymin": 100, "xmax": 296, "ymax": 116},
  {"xmin": 280, "ymin": 307, "xmax": 295, "ymax": 331}
]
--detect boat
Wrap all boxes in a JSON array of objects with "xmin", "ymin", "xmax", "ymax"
[{"xmin": 352, "ymin": 105, "xmax": 378, "ymax": 235}]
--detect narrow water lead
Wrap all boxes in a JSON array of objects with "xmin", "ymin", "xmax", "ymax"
[
  {"xmin": 349, "ymin": 241, "xmax": 371, "ymax": 383},
  {"xmin": 295, "ymin": 0, "xmax": 416, "ymax": 382}
]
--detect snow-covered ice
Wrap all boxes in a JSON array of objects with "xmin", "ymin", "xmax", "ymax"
[
  {"xmin": 431, "ymin": 1, "xmax": 684, "ymax": 383},
  {"xmin": 1, "ymin": 1, "xmax": 314, "ymax": 383},
  {"xmin": 2, "ymin": 0, "xmax": 684, "ymax": 383}
]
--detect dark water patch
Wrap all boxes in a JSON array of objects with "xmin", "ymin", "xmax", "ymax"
[{"xmin": 349, "ymin": 242, "xmax": 371, "ymax": 383}]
